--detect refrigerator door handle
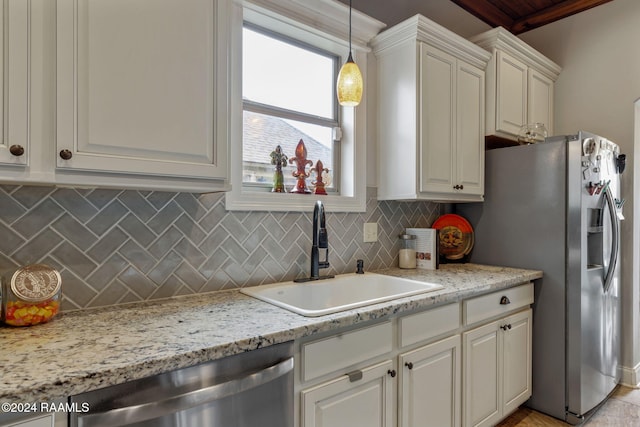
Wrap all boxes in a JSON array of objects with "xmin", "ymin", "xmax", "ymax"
[{"xmin": 603, "ymin": 186, "xmax": 619, "ymax": 293}]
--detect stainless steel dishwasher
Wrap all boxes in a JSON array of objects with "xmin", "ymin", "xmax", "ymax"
[{"xmin": 69, "ymin": 342, "xmax": 294, "ymax": 427}]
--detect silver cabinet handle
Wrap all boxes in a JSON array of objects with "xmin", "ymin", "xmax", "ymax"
[
  {"xmin": 347, "ymin": 370, "xmax": 363, "ymax": 382},
  {"xmin": 76, "ymin": 356, "xmax": 294, "ymax": 427}
]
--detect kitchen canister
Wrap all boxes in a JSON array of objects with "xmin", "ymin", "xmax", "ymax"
[
  {"xmin": 398, "ymin": 234, "xmax": 417, "ymax": 269},
  {"xmin": 1, "ymin": 264, "xmax": 62, "ymax": 326}
]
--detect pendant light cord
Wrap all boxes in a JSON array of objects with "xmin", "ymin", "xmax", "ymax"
[{"xmin": 349, "ymin": 0, "xmax": 352, "ymax": 54}]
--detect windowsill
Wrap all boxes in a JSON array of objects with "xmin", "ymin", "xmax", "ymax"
[{"xmin": 225, "ymin": 189, "xmax": 366, "ymax": 212}]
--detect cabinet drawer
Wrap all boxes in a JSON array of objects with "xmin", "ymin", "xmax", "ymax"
[
  {"xmin": 399, "ymin": 303, "xmax": 460, "ymax": 347},
  {"xmin": 464, "ymin": 283, "xmax": 533, "ymax": 326},
  {"xmin": 302, "ymin": 322, "xmax": 392, "ymax": 382}
]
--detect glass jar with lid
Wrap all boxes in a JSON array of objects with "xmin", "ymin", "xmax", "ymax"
[
  {"xmin": 1, "ymin": 264, "xmax": 62, "ymax": 326},
  {"xmin": 398, "ymin": 234, "xmax": 417, "ymax": 269}
]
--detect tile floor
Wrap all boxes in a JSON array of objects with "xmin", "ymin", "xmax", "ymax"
[{"xmin": 497, "ymin": 386, "xmax": 640, "ymax": 426}]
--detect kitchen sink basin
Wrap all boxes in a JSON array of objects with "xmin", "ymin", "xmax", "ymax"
[{"xmin": 240, "ymin": 273, "xmax": 443, "ymax": 317}]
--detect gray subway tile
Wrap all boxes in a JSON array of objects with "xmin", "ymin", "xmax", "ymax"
[
  {"xmin": 147, "ymin": 201, "xmax": 182, "ymax": 234},
  {"xmin": 10, "ymin": 186, "xmax": 55, "ymax": 208},
  {"xmin": 51, "ymin": 242, "xmax": 97, "ymax": 278},
  {"xmin": 118, "ymin": 213, "xmax": 156, "ymax": 247},
  {"xmin": 0, "ymin": 190, "xmax": 27, "ymax": 223},
  {"xmin": 118, "ymin": 240, "xmax": 156, "ymax": 274},
  {"xmin": 13, "ymin": 199, "xmax": 64, "ymax": 239},
  {"xmin": 148, "ymin": 226, "xmax": 183, "ymax": 259},
  {"xmin": 51, "ymin": 188, "xmax": 99, "ymax": 223},
  {"xmin": 118, "ymin": 266, "xmax": 158, "ymax": 299},
  {"xmin": 11, "ymin": 228, "xmax": 60, "ymax": 265},
  {"xmin": 87, "ymin": 228, "xmax": 128, "ymax": 263},
  {"xmin": 117, "ymin": 191, "xmax": 157, "ymax": 222},
  {"xmin": 87, "ymin": 200, "xmax": 128, "ymax": 235},
  {"xmin": 51, "ymin": 214, "xmax": 97, "ymax": 251}
]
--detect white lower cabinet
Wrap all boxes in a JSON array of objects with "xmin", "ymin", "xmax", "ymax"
[
  {"xmin": 297, "ymin": 283, "xmax": 533, "ymax": 427},
  {"xmin": 399, "ymin": 335, "xmax": 461, "ymax": 427},
  {"xmin": 462, "ymin": 309, "xmax": 532, "ymax": 427},
  {"xmin": 301, "ymin": 360, "xmax": 395, "ymax": 427}
]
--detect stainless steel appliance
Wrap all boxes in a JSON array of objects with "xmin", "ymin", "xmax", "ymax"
[
  {"xmin": 457, "ymin": 131, "xmax": 623, "ymax": 424},
  {"xmin": 69, "ymin": 341, "xmax": 294, "ymax": 427}
]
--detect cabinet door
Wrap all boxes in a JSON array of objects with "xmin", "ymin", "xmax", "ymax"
[
  {"xmin": 463, "ymin": 321, "xmax": 501, "ymax": 427},
  {"xmin": 399, "ymin": 335, "xmax": 461, "ymax": 427},
  {"xmin": 495, "ymin": 51, "xmax": 527, "ymax": 137},
  {"xmin": 0, "ymin": 0, "xmax": 29, "ymax": 166},
  {"xmin": 528, "ymin": 69, "xmax": 554, "ymax": 136},
  {"xmin": 301, "ymin": 360, "xmax": 394, "ymax": 427},
  {"xmin": 56, "ymin": 0, "xmax": 228, "ymax": 180},
  {"xmin": 419, "ymin": 44, "xmax": 455, "ymax": 194},
  {"xmin": 502, "ymin": 309, "xmax": 532, "ymax": 415},
  {"xmin": 456, "ymin": 62, "xmax": 484, "ymax": 196}
]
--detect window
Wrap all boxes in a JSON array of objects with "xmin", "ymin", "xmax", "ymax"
[
  {"xmin": 225, "ymin": 1, "xmax": 383, "ymax": 212},
  {"xmin": 242, "ymin": 25, "xmax": 339, "ymax": 192}
]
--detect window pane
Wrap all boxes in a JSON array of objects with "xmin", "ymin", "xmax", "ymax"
[
  {"xmin": 243, "ymin": 27, "xmax": 336, "ymax": 119},
  {"xmin": 243, "ymin": 111, "xmax": 334, "ymax": 190}
]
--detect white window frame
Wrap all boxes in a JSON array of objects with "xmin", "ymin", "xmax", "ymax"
[
  {"xmin": 241, "ymin": 23, "xmax": 341, "ymax": 193},
  {"xmin": 225, "ymin": 0, "xmax": 384, "ymax": 213}
]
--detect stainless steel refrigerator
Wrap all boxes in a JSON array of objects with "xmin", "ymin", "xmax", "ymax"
[{"xmin": 457, "ymin": 131, "xmax": 624, "ymax": 424}]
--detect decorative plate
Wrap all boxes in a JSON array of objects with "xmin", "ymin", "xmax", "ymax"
[{"xmin": 431, "ymin": 214, "xmax": 474, "ymax": 260}]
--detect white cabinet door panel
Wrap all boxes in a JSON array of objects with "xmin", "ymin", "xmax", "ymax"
[
  {"xmin": 400, "ymin": 335, "xmax": 461, "ymax": 427},
  {"xmin": 456, "ymin": 63, "xmax": 484, "ymax": 196},
  {"xmin": 0, "ymin": 0, "xmax": 29, "ymax": 166},
  {"xmin": 302, "ymin": 360, "xmax": 394, "ymax": 427},
  {"xmin": 502, "ymin": 309, "xmax": 532, "ymax": 414},
  {"xmin": 57, "ymin": 0, "xmax": 227, "ymax": 179},
  {"xmin": 528, "ymin": 69, "xmax": 554, "ymax": 135},
  {"xmin": 420, "ymin": 44, "xmax": 455, "ymax": 194},
  {"xmin": 496, "ymin": 51, "xmax": 527, "ymax": 137},
  {"xmin": 463, "ymin": 321, "xmax": 501, "ymax": 427}
]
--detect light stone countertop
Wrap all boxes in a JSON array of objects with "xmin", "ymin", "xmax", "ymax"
[{"xmin": 0, "ymin": 263, "xmax": 542, "ymax": 404}]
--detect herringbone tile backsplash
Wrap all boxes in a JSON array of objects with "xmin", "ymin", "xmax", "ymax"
[{"xmin": 0, "ymin": 185, "xmax": 440, "ymax": 311}]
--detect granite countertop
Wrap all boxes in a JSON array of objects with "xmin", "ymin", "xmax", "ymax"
[{"xmin": 0, "ymin": 263, "xmax": 542, "ymax": 404}]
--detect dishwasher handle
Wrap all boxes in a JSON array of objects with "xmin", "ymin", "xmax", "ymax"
[{"xmin": 75, "ymin": 356, "xmax": 294, "ymax": 427}]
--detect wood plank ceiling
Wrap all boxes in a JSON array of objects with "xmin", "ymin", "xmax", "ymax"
[{"xmin": 450, "ymin": 0, "xmax": 615, "ymax": 34}]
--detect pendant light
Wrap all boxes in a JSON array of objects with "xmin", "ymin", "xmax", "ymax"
[{"xmin": 337, "ymin": 0, "xmax": 363, "ymax": 107}]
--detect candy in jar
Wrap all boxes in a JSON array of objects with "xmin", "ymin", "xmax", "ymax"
[{"xmin": 1, "ymin": 264, "xmax": 62, "ymax": 326}]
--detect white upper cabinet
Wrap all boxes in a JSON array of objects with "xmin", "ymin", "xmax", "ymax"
[
  {"xmin": 372, "ymin": 15, "xmax": 490, "ymax": 202},
  {"xmin": 470, "ymin": 27, "xmax": 561, "ymax": 144},
  {"xmin": 53, "ymin": 0, "xmax": 230, "ymax": 191},
  {"xmin": 0, "ymin": 1, "xmax": 29, "ymax": 167}
]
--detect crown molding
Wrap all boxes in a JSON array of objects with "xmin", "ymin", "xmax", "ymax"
[
  {"xmin": 371, "ymin": 14, "xmax": 491, "ymax": 70},
  {"xmin": 469, "ymin": 27, "xmax": 561, "ymax": 80},
  {"xmin": 240, "ymin": 0, "xmax": 386, "ymax": 50}
]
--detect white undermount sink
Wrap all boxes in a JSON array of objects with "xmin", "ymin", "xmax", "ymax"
[{"xmin": 240, "ymin": 273, "xmax": 444, "ymax": 317}]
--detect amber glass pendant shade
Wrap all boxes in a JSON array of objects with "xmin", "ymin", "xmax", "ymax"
[
  {"xmin": 337, "ymin": 52, "xmax": 363, "ymax": 107},
  {"xmin": 337, "ymin": 0, "xmax": 362, "ymax": 107}
]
